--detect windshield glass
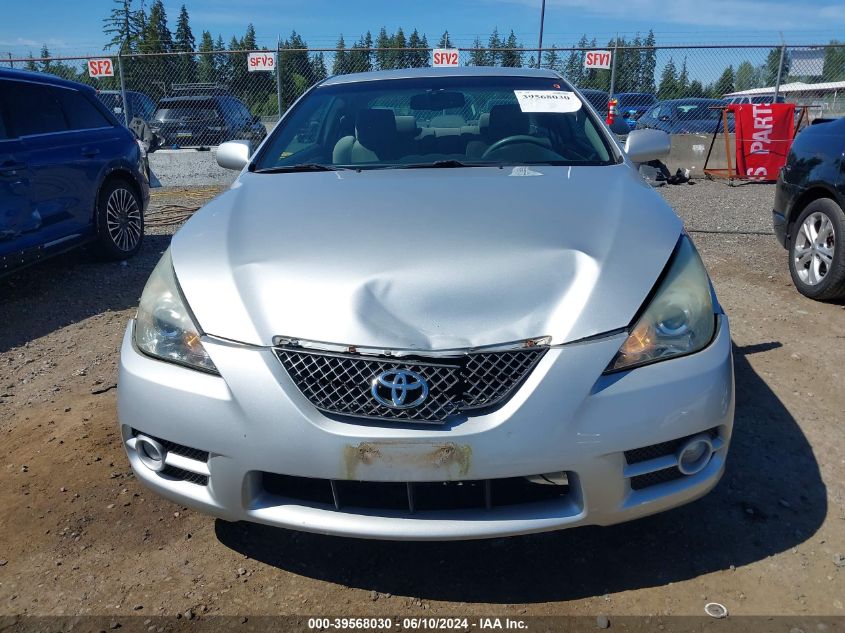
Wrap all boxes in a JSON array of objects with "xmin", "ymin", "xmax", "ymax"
[
  {"xmin": 253, "ymin": 76, "xmax": 615, "ymax": 170},
  {"xmin": 676, "ymin": 102, "xmax": 724, "ymax": 120}
]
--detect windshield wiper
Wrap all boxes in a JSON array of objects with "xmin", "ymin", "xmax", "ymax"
[
  {"xmin": 399, "ymin": 159, "xmax": 491, "ymax": 169},
  {"xmin": 250, "ymin": 163, "xmax": 351, "ymax": 174}
]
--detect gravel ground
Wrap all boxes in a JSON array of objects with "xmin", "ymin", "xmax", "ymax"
[{"xmin": 1, "ymin": 180, "xmax": 844, "ymax": 623}]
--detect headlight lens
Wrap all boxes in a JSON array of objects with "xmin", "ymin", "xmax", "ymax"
[
  {"xmin": 606, "ymin": 236, "xmax": 715, "ymax": 372},
  {"xmin": 134, "ymin": 249, "xmax": 218, "ymax": 374}
]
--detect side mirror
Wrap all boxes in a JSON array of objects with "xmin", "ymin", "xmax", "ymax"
[
  {"xmin": 216, "ymin": 140, "xmax": 252, "ymax": 171},
  {"xmin": 624, "ymin": 129, "xmax": 671, "ymax": 164}
]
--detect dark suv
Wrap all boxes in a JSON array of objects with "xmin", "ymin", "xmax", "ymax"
[
  {"xmin": 150, "ymin": 95, "xmax": 267, "ymax": 147},
  {"xmin": 0, "ymin": 68, "xmax": 149, "ymax": 276},
  {"xmin": 96, "ymin": 89, "xmax": 157, "ymax": 123}
]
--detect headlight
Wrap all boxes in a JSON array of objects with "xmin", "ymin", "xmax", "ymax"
[
  {"xmin": 605, "ymin": 236, "xmax": 715, "ymax": 372},
  {"xmin": 134, "ymin": 249, "xmax": 218, "ymax": 374}
]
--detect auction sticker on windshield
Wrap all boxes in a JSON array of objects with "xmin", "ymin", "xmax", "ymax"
[{"xmin": 514, "ymin": 90, "xmax": 582, "ymax": 113}]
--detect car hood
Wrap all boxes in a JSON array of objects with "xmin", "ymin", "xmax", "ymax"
[{"xmin": 171, "ymin": 164, "xmax": 682, "ymax": 350}]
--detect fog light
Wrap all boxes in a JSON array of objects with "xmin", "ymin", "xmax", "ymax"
[
  {"xmin": 135, "ymin": 434, "xmax": 167, "ymax": 472},
  {"xmin": 676, "ymin": 434, "xmax": 713, "ymax": 476}
]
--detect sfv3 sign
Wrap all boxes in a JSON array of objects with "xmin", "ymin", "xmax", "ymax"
[
  {"xmin": 248, "ymin": 52, "xmax": 275, "ymax": 72},
  {"xmin": 584, "ymin": 50, "xmax": 612, "ymax": 70}
]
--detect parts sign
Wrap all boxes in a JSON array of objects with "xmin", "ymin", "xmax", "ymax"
[
  {"xmin": 87, "ymin": 59, "xmax": 114, "ymax": 78},
  {"xmin": 248, "ymin": 52, "xmax": 275, "ymax": 72},
  {"xmin": 433, "ymin": 49, "xmax": 460, "ymax": 67},
  {"xmin": 584, "ymin": 51, "xmax": 612, "ymax": 70}
]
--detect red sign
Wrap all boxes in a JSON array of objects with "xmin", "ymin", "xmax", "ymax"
[
  {"xmin": 584, "ymin": 50, "xmax": 611, "ymax": 69},
  {"xmin": 433, "ymin": 49, "xmax": 459, "ymax": 67},
  {"xmin": 87, "ymin": 58, "xmax": 114, "ymax": 78},
  {"xmin": 729, "ymin": 103, "xmax": 795, "ymax": 181}
]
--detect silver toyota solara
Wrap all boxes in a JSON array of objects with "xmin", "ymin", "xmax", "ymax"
[{"xmin": 118, "ymin": 67, "xmax": 734, "ymax": 540}]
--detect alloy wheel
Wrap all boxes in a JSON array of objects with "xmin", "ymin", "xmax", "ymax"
[
  {"xmin": 793, "ymin": 211, "xmax": 836, "ymax": 286},
  {"xmin": 106, "ymin": 187, "xmax": 143, "ymax": 252}
]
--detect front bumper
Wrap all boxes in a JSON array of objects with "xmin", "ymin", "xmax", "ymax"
[{"xmin": 117, "ymin": 316, "xmax": 734, "ymax": 540}]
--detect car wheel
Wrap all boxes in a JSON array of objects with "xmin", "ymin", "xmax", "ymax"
[
  {"xmin": 788, "ymin": 198, "xmax": 845, "ymax": 301},
  {"xmin": 94, "ymin": 178, "xmax": 144, "ymax": 260}
]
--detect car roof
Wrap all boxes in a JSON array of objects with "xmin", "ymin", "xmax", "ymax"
[
  {"xmin": 0, "ymin": 67, "xmax": 94, "ymax": 93},
  {"xmin": 320, "ymin": 66, "xmax": 563, "ymax": 86},
  {"xmin": 158, "ymin": 95, "xmax": 229, "ymax": 103},
  {"xmin": 659, "ymin": 98, "xmax": 726, "ymax": 105}
]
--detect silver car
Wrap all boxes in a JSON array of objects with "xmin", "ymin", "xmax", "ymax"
[{"xmin": 118, "ymin": 67, "xmax": 734, "ymax": 540}]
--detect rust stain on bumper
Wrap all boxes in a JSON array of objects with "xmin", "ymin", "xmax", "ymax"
[{"xmin": 342, "ymin": 441, "xmax": 472, "ymax": 480}]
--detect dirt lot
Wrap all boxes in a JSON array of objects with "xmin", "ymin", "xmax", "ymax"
[{"xmin": 1, "ymin": 180, "xmax": 844, "ymax": 622}]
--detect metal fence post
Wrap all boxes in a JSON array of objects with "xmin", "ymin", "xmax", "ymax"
[
  {"xmin": 608, "ymin": 40, "xmax": 618, "ymax": 98},
  {"xmin": 774, "ymin": 45, "xmax": 786, "ymax": 101},
  {"xmin": 275, "ymin": 35, "xmax": 283, "ymax": 121},
  {"xmin": 117, "ymin": 54, "xmax": 129, "ymax": 127}
]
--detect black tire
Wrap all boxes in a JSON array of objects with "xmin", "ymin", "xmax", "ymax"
[
  {"xmin": 787, "ymin": 198, "xmax": 845, "ymax": 301},
  {"xmin": 94, "ymin": 178, "xmax": 144, "ymax": 261}
]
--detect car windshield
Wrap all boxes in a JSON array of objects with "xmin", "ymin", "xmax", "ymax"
[
  {"xmin": 155, "ymin": 100, "xmax": 219, "ymax": 121},
  {"xmin": 253, "ymin": 75, "xmax": 615, "ymax": 171},
  {"xmin": 676, "ymin": 103, "xmax": 723, "ymax": 120}
]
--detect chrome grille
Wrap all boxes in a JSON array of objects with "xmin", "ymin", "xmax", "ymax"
[{"xmin": 275, "ymin": 346, "xmax": 547, "ymax": 423}]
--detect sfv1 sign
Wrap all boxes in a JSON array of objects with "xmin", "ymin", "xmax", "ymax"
[
  {"xmin": 87, "ymin": 59, "xmax": 114, "ymax": 78},
  {"xmin": 432, "ymin": 49, "xmax": 459, "ymax": 67},
  {"xmin": 248, "ymin": 52, "xmax": 275, "ymax": 72},
  {"xmin": 584, "ymin": 50, "xmax": 612, "ymax": 70}
]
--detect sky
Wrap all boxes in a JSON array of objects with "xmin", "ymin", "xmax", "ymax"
[{"xmin": 1, "ymin": 0, "xmax": 844, "ymax": 59}]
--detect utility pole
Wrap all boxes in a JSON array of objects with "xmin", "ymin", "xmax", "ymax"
[
  {"xmin": 536, "ymin": 0, "xmax": 546, "ymax": 69},
  {"xmin": 774, "ymin": 32, "xmax": 786, "ymax": 101},
  {"xmin": 275, "ymin": 34, "xmax": 283, "ymax": 121}
]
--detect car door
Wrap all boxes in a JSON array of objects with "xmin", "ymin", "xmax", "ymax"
[
  {"xmin": 0, "ymin": 80, "xmax": 38, "ymax": 262},
  {"xmin": 3, "ymin": 80, "xmax": 120, "ymax": 243}
]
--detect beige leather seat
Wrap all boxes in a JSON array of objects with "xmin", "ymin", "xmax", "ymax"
[{"xmin": 333, "ymin": 109, "xmax": 399, "ymax": 164}]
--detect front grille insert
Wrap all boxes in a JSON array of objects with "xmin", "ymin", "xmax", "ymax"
[
  {"xmin": 161, "ymin": 464, "xmax": 209, "ymax": 486},
  {"xmin": 262, "ymin": 473, "xmax": 570, "ymax": 513},
  {"xmin": 275, "ymin": 346, "xmax": 547, "ymax": 423},
  {"xmin": 131, "ymin": 429, "xmax": 209, "ymax": 463},
  {"xmin": 630, "ymin": 468, "xmax": 685, "ymax": 490}
]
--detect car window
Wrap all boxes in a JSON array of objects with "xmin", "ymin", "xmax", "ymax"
[
  {"xmin": 255, "ymin": 75, "xmax": 615, "ymax": 170},
  {"xmin": 52, "ymin": 88, "xmax": 112, "ymax": 130},
  {"xmin": 138, "ymin": 95, "xmax": 156, "ymax": 120},
  {"xmin": 676, "ymin": 103, "xmax": 722, "ymax": 120},
  {"xmin": 3, "ymin": 80, "xmax": 67, "ymax": 136}
]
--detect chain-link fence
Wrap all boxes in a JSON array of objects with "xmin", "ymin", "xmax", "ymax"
[{"xmin": 8, "ymin": 43, "xmax": 844, "ymax": 146}]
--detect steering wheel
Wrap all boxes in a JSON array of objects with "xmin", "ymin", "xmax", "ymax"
[{"xmin": 481, "ymin": 135, "xmax": 551, "ymax": 159}]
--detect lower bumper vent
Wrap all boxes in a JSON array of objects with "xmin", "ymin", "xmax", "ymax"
[
  {"xmin": 130, "ymin": 429, "xmax": 210, "ymax": 486},
  {"xmin": 262, "ymin": 473, "xmax": 571, "ymax": 513}
]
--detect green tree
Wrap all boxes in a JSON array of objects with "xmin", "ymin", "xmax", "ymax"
[
  {"xmin": 657, "ymin": 56, "xmax": 678, "ymax": 100},
  {"xmin": 408, "ymin": 29, "xmax": 428, "ymax": 68},
  {"xmin": 375, "ymin": 27, "xmax": 391, "ymax": 70},
  {"xmin": 487, "ymin": 28, "xmax": 502, "ymax": 66},
  {"xmin": 500, "ymin": 30, "xmax": 522, "ymax": 67},
  {"xmin": 563, "ymin": 38, "xmax": 584, "ymax": 85},
  {"xmin": 438, "ymin": 31, "xmax": 452, "ymax": 49},
  {"xmin": 24, "ymin": 52, "xmax": 38, "ymax": 72},
  {"xmin": 639, "ymin": 29, "xmax": 656, "ymax": 93},
  {"xmin": 688, "ymin": 79, "xmax": 705, "ymax": 97},
  {"xmin": 391, "ymin": 27, "xmax": 407, "ymax": 69},
  {"xmin": 333, "ymin": 35, "xmax": 349, "ymax": 75},
  {"xmin": 822, "ymin": 41, "xmax": 845, "ymax": 81},
  {"xmin": 173, "ymin": 5, "xmax": 196, "ymax": 84},
  {"xmin": 197, "ymin": 30, "xmax": 216, "ymax": 82},
  {"xmin": 103, "ymin": 0, "xmax": 142, "ymax": 53},
  {"xmin": 542, "ymin": 47, "xmax": 560, "ymax": 71},
  {"xmin": 468, "ymin": 36, "xmax": 488, "ymax": 66},
  {"xmin": 279, "ymin": 30, "xmax": 312, "ymax": 109},
  {"xmin": 349, "ymin": 32, "xmax": 373, "ymax": 73},
  {"xmin": 311, "ymin": 52, "xmax": 327, "ymax": 82},
  {"xmin": 714, "ymin": 64, "xmax": 735, "ymax": 97},
  {"xmin": 677, "ymin": 56, "xmax": 689, "ymax": 96},
  {"xmin": 735, "ymin": 60, "xmax": 758, "ymax": 91}
]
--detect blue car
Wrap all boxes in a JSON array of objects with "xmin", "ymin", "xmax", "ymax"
[
  {"xmin": 614, "ymin": 92, "xmax": 657, "ymax": 129},
  {"xmin": 1, "ymin": 68, "xmax": 149, "ymax": 276},
  {"xmin": 635, "ymin": 98, "xmax": 733, "ymax": 134}
]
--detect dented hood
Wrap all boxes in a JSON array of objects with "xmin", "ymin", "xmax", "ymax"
[{"xmin": 170, "ymin": 164, "xmax": 682, "ymax": 349}]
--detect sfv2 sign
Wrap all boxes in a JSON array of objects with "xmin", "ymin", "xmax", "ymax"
[
  {"xmin": 248, "ymin": 52, "xmax": 275, "ymax": 72},
  {"xmin": 432, "ymin": 49, "xmax": 459, "ymax": 67},
  {"xmin": 87, "ymin": 59, "xmax": 114, "ymax": 78},
  {"xmin": 584, "ymin": 50, "xmax": 612, "ymax": 70}
]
